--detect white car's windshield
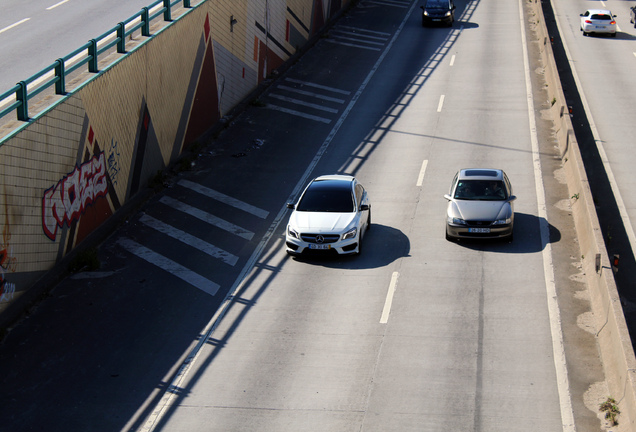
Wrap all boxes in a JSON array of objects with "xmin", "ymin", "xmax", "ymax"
[{"xmin": 296, "ymin": 182, "xmax": 355, "ymax": 212}]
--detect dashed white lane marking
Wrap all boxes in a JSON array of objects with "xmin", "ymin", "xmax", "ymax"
[
  {"xmin": 178, "ymin": 180, "xmax": 269, "ymax": 219},
  {"xmin": 0, "ymin": 18, "xmax": 30, "ymax": 35},
  {"xmin": 118, "ymin": 238, "xmax": 220, "ymax": 296},
  {"xmin": 380, "ymin": 272, "xmax": 399, "ymax": 323},
  {"xmin": 450, "ymin": 54, "xmax": 456, "ymax": 66},
  {"xmin": 437, "ymin": 95, "xmax": 445, "ymax": 112},
  {"xmin": 518, "ymin": 0, "xmax": 575, "ymax": 429},
  {"xmin": 140, "ymin": 214, "xmax": 239, "ymax": 266},
  {"xmin": 159, "ymin": 196, "xmax": 254, "ymax": 240},
  {"xmin": 417, "ymin": 159, "xmax": 428, "ymax": 187},
  {"xmin": 47, "ymin": 0, "xmax": 70, "ymax": 10},
  {"xmin": 338, "ymin": 26, "xmax": 391, "ymax": 37}
]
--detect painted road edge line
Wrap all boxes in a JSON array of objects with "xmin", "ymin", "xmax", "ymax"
[{"xmin": 519, "ymin": 0, "xmax": 576, "ymax": 430}]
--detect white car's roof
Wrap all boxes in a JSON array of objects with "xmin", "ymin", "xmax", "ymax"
[
  {"xmin": 585, "ymin": 9, "xmax": 613, "ymax": 15},
  {"xmin": 314, "ymin": 174, "xmax": 355, "ymax": 182}
]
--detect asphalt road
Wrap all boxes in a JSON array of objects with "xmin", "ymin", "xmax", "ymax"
[
  {"xmin": 0, "ymin": 0, "xmax": 167, "ymax": 94},
  {"xmin": 0, "ymin": 0, "xmax": 606, "ymax": 431}
]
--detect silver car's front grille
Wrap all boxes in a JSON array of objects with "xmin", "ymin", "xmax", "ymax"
[{"xmin": 300, "ymin": 233, "xmax": 340, "ymax": 244}]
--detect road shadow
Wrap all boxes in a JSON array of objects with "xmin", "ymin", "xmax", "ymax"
[{"xmin": 289, "ymin": 223, "xmax": 410, "ymax": 269}]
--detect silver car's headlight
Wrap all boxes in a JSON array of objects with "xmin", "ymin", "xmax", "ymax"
[
  {"xmin": 445, "ymin": 11, "xmax": 451, "ymax": 16},
  {"xmin": 342, "ymin": 227, "xmax": 357, "ymax": 240},
  {"xmin": 492, "ymin": 218, "xmax": 512, "ymax": 226},
  {"xmin": 423, "ymin": 11, "xmax": 429, "ymax": 16},
  {"xmin": 448, "ymin": 216, "xmax": 466, "ymax": 225},
  {"xmin": 287, "ymin": 226, "xmax": 299, "ymax": 239}
]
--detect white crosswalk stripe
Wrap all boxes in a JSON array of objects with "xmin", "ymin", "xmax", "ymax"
[
  {"xmin": 119, "ymin": 184, "xmax": 267, "ymax": 295},
  {"xmin": 118, "ymin": 238, "xmax": 220, "ymax": 296},
  {"xmin": 159, "ymin": 196, "xmax": 254, "ymax": 240},
  {"xmin": 140, "ymin": 214, "xmax": 239, "ymax": 266},
  {"xmin": 265, "ymin": 78, "xmax": 352, "ymax": 124}
]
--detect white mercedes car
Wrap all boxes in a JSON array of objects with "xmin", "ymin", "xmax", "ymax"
[{"xmin": 285, "ymin": 175, "xmax": 371, "ymax": 256}]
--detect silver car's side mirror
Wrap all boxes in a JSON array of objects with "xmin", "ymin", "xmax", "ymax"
[
  {"xmin": 443, "ymin": 194, "xmax": 452, "ymax": 201},
  {"xmin": 508, "ymin": 195, "xmax": 517, "ymax": 202}
]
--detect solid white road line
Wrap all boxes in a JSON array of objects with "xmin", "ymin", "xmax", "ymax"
[
  {"xmin": 519, "ymin": 0, "xmax": 576, "ymax": 430},
  {"xmin": 0, "ymin": 18, "xmax": 30, "ymax": 35},
  {"xmin": 380, "ymin": 272, "xmax": 399, "ymax": 323},
  {"xmin": 178, "ymin": 179, "xmax": 269, "ymax": 219},
  {"xmin": 159, "ymin": 196, "xmax": 254, "ymax": 240},
  {"xmin": 416, "ymin": 159, "xmax": 428, "ymax": 187},
  {"xmin": 118, "ymin": 238, "xmax": 220, "ymax": 296},
  {"xmin": 140, "ymin": 214, "xmax": 238, "ymax": 266}
]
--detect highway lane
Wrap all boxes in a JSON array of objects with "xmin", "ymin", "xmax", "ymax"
[
  {"xmin": 138, "ymin": 0, "xmax": 593, "ymax": 430},
  {"xmin": 547, "ymin": 1, "xmax": 636, "ymax": 305},
  {"xmin": 0, "ymin": 0, "xmax": 605, "ymax": 431},
  {"xmin": 0, "ymin": 0, "xmax": 166, "ymax": 94}
]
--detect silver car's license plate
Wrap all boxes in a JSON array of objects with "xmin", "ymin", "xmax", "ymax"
[
  {"xmin": 309, "ymin": 244, "xmax": 331, "ymax": 250},
  {"xmin": 469, "ymin": 228, "xmax": 490, "ymax": 233}
]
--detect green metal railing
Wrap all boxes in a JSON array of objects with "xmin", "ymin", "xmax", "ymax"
[{"xmin": 0, "ymin": 0, "xmax": 196, "ymax": 122}]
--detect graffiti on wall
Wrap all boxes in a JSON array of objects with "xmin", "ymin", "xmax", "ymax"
[
  {"xmin": 41, "ymin": 152, "xmax": 109, "ymax": 241},
  {"xmin": 107, "ymin": 138, "xmax": 121, "ymax": 186},
  {"xmin": 0, "ymin": 222, "xmax": 17, "ymax": 303}
]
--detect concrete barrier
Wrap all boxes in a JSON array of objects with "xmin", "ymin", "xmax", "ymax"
[{"xmin": 530, "ymin": 0, "xmax": 636, "ymax": 428}]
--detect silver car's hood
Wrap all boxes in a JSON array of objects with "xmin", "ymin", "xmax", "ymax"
[
  {"xmin": 450, "ymin": 200, "xmax": 512, "ymax": 221},
  {"xmin": 289, "ymin": 211, "xmax": 356, "ymax": 233}
]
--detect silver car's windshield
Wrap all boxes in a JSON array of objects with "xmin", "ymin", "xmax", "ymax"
[{"xmin": 454, "ymin": 180, "xmax": 506, "ymax": 201}]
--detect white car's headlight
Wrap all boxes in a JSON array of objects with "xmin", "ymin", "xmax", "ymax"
[
  {"xmin": 445, "ymin": 11, "xmax": 451, "ymax": 16},
  {"xmin": 287, "ymin": 226, "xmax": 299, "ymax": 239},
  {"xmin": 342, "ymin": 227, "xmax": 357, "ymax": 240},
  {"xmin": 423, "ymin": 11, "xmax": 429, "ymax": 16}
]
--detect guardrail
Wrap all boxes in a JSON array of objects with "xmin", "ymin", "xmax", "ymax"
[{"xmin": 0, "ymin": 0, "xmax": 196, "ymax": 123}]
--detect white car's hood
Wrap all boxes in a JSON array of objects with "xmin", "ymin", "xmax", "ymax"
[
  {"xmin": 451, "ymin": 200, "xmax": 511, "ymax": 221},
  {"xmin": 289, "ymin": 211, "xmax": 356, "ymax": 233}
]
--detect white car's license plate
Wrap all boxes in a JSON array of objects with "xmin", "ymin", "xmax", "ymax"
[
  {"xmin": 309, "ymin": 244, "xmax": 331, "ymax": 250},
  {"xmin": 595, "ymin": 25, "xmax": 606, "ymax": 29},
  {"xmin": 469, "ymin": 228, "xmax": 490, "ymax": 233}
]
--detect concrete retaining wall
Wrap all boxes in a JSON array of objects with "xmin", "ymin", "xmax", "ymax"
[
  {"xmin": 530, "ymin": 0, "xmax": 636, "ymax": 428},
  {"xmin": 0, "ymin": 0, "xmax": 354, "ymax": 326}
]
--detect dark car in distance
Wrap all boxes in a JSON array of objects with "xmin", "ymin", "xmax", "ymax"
[{"xmin": 421, "ymin": 0, "xmax": 456, "ymax": 27}]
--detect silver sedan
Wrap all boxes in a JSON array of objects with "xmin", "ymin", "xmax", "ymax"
[{"xmin": 444, "ymin": 169, "xmax": 516, "ymax": 241}]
